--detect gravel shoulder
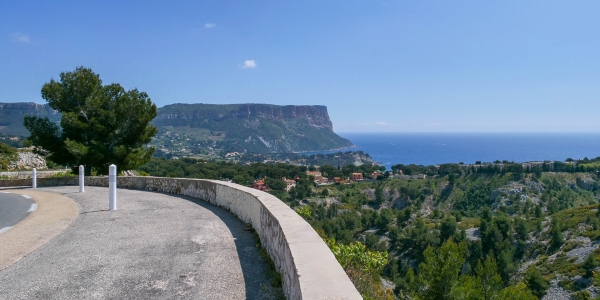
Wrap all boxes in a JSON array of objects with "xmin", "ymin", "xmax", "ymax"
[{"xmin": 0, "ymin": 186, "xmax": 278, "ymax": 300}]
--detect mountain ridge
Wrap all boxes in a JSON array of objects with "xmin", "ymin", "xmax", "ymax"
[
  {"xmin": 0, "ymin": 102, "xmax": 353, "ymax": 154},
  {"xmin": 153, "ymin": 103, "xmax": 352, "ymax": 154}
]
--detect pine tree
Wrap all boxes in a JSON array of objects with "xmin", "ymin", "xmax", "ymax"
[
  {"xmin": 525, "ymin": 268, "xmax": 549, "ymax": 298},
  {"xmin": 583, "ymin": 253, "xmax": 598, "ymax": 278},
  {"xmin": 476, "ymin": 256, "xmax": 503, "ymax": 300},
  {"xmin": 414, "ymin": 239, "xmax": 467, "ymax": 300},
  {"xmin": 551, "ymin": 218, "xmax": 564, "ymax": 248},
  {"xmin": 24, "ymin": 67, "xmax": 157, "ymax": 174}
]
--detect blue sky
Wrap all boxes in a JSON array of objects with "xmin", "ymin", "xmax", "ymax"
[{"xmin": 2, "ymin": 1, "xmax": 599, "ymax": 132}]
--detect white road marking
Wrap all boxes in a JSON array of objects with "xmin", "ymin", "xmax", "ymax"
[
  {"xmin": 27, "ymin": 203, "xmax": 37, "ymax": 212},
  {"xmin": 21, "ymin": 195, "xmax": 32, "ymax": 199},
  {"xmin": 0, "ymin": 227, "xmax": 13, "ymax": 235},
  {"xmin": 0, "ymin": 191, "xmax": 10, "ymax": 194}
]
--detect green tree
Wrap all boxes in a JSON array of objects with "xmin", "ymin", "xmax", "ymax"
[
  {"xmin": 232, "ymin": 175, "xmax": 246, "ymax": 185},
  {"xmin": 403, "ymin": 217, "xmax": 440, "ymax": 260},
  {"xmin": 525, "ymin": 268, "xmax": 549, "ymax": 299},
  {"xmin": 582, "ymin": 253, "xmax": 598, "ymax": 278},
  {"xmin": 572, "ymin": 290, "xmax": 592, "ymax": 300},
  {"xmin": 497, "ymin": 248, "xmax": 516, "ymax": 283},
  {"xmin": 294, "ymin": 205, "xmax": 312, "ymax": 219},
  {"xmin": 265, "ymin": 177, "xmax": 286, "ymax": 191},
  {"xmin": 413, "ymin": 239, "xmax": 467, "ymax": 300},
  {"xmin": 440, "ymin": 216, "xmax": 458, "ymax": 242},
  {"xmin": 497, "ymin": 283, "xmax": 538, "ymax": 300},
  {"xmin": 551, "ymin": 218, "xmax": 564, "ymax": 248},
  {"xmin": 475, "ymin": 256, "xmax": 503, "ymax": 300},
  {"xmin": 375, "ymin": 186, "xmax": 384, "ymax": 204},
  {"xmin": 326, "ymin": 238, "xmax": 391, "ymax": 299},
  {"xmin": 514, "ymin": 217, "xmax": 529, "ymax": 241},
  {"xmin": 452, "ymin": 255, "xmax": 527, "ymax": 300},
  {"xmin": 24, "ymin": 67, "xmax": 157, "ymax": 175}
]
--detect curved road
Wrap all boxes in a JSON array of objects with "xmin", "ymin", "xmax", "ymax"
[
  {"xmin": 0, "ymin": 191, "xmax": 35, "ymax": 232},
  {"xmin": 0, "ymin": 186, "xmax": 280, "ymax": 300}
]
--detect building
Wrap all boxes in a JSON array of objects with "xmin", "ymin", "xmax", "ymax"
[
  {"xmin": 306, "ymin": 171, "xmax": 322, "ymax": 177},
  {"xmin": 282, "ymin": 177, "xmax": 297, "ymax": 192},
  {"xmin": 306, "ymin": 171, "xmax": 328, "ymax": 184},
  {"xmin": 251, "ymin": 179, "xmax": 269, "ymax": 192},
  {"xmin": 351, "ymin": 172, "xmax": 363, "ymax": 181}
]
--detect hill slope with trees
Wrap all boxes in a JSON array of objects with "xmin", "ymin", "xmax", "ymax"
[{"xmin": 138, "ymin": 157, "xmax": 600, "ymax": 299}]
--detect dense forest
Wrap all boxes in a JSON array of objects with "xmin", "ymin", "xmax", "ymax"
[{"xmin": 138, "ymin": 158, "xmax": 600, "ymax": 299}]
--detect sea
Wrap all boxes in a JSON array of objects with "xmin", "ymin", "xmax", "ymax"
[{"xmin": 326, "ymin": 133, "xmax": 600, "ymax": 168}]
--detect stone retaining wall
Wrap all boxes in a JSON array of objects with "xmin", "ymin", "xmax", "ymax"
[{"xmin": 0, "ymin": 176, "xmax": 361, "ymax": 300}]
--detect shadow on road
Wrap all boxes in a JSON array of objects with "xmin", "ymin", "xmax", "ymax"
[{"xmin": 153, "ymin": 191, "xmax": 282, "ymax": 299}]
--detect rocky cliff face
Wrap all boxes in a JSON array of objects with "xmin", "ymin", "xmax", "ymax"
[
  {"xmin": 235, "ymin": 104, "xmax": 333, "ymax": 131},
  {"xmin": 155, "ymin": 104, "xmax": 335, "ymax": 131},
  {"xmin": 153, "ymin": 103, "xmax": 352, "ymax": 154}
]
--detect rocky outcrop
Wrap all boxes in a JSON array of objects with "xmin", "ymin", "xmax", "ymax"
[{"xmin": 8, "ymin": 152, "xmax": 47, "ymax": 170}]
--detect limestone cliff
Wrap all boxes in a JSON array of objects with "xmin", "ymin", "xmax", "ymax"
[
  {"xmin": 155, "ymin": 104, "xmax": 334, "ymax": 131},
  {"xmin": 153, "ymin": 103, "xmax": 353, "ymax": 154}
]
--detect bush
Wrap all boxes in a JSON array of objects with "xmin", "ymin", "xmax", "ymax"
[
  {"xmin": 582, "ymin": 253, "xmax": 598, "ymax": 278},
  {"xmin": 0, "ymin": 142, "xmax": 17, "ymax": 170}
]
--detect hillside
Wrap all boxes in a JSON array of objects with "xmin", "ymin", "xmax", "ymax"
[
  {"xmin": 139, "ymin": 158, "xmax": 600, "ymax": 298},
  {"xmin": 0, "ymin": 102, "xmax": 60, "ymax": 136},
  {"xmin": 0, "ymin": 102, "xmax": 353, "ymax": 155},
  {"xmin": 151, "ymin": 103, "xmax": 353, "ymax": 154}
]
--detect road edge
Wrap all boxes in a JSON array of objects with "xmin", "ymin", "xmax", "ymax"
[{"xmin": 0, "ymin": 189, "xmax": 78, "ymax": 270}]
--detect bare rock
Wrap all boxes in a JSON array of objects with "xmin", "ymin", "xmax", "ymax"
[
  {"xmin": 8, "ymin": 152, "xmax": 47, "ymax": 170},
  {"xmin": 466, "ymin": 228, "xmax": 481, "ymax": 241},
  {"xmin": 542, "ymin": 279, "xmax": 573, "ymax": 300}
]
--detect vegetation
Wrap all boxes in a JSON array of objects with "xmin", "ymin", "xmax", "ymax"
[
  {"xmin": 251, "ymin": 229, "xmax": 285, "ymax": 299},
  {"xmin": 137, "ymin": 157, "xmax": 381, "ymax": 185},
  {"xmin": 326, "ymin": 237, "xmax": 393, "ymax": 299},
  {"xmin": 138, "ymin": 158, "xmax": 600, "ymax": 299},
  {"xmin": 0, "ymin": 142, "xmax": 18, "ymax": 170},
  {"xmin": 24, "ymin": 67, "xmax": 157, "ymax": 175}
]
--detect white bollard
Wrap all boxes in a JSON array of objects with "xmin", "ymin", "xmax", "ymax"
[
  {"xmin": 109, "ymin": 164, "xmax": 117, "ymax": 210},
  {"xmin": 32, "ymin": 168, "xmax": 37, "ymax": 188},
  {"xmin": 79, "ymin": 165, "xmax": 85, "ymax": 193}
]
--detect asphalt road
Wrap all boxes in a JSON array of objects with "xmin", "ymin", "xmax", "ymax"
[
  {"xmin": 0, "ymin": 192, "xmax": 34, "ymax": 230},
  {"xmin": 0, "ymin": 186, "xmax": 280, "ymax": 300}
]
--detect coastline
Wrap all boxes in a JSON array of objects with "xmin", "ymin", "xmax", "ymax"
[{"xmin": 293, "ymin": 144, "xmax": 357, "ymax": 154}]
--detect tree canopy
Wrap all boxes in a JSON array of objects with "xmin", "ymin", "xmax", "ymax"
[{"xmin": 24, "ymin": 67, "xmax": 157, "ymax": 174}]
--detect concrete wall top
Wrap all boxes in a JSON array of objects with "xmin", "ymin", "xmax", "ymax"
[{"xmin": 213, "ymin": 181, "xmax": 361, "ymax": 299}]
